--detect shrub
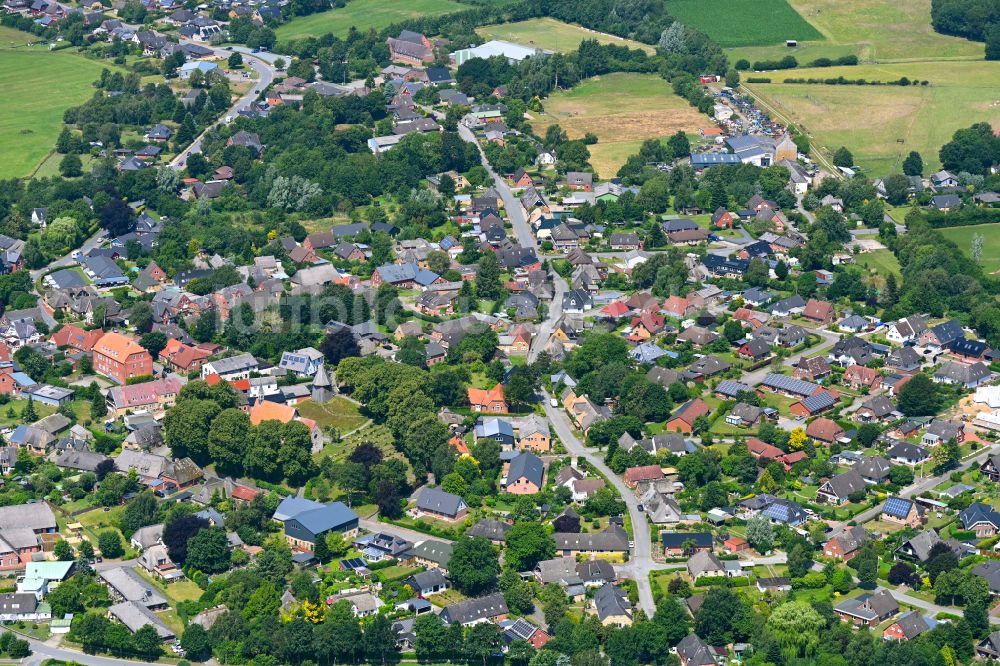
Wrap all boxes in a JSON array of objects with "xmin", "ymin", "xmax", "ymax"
[
  {"xmin": 752, "ymin": 55, "xmax": 797, "ymax": 71},
  {"xmin": 694, "ymin": 575, "xmax": 729, "ymax": 586}
]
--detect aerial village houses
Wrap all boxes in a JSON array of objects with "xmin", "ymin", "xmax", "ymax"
[
  {"xmin": 272, "ymin": 497, "xmax": 359, "ymax": 551},
  {"xmin": 107, "ymin": 378, "xmax": 182, "ymax": 417},
  {"xmin": 468, "ymin": 384, "xmax": 508, "ymax": 413},
  {"xmin": 93, "ymin": 332, "xmax": 153, "ymax": 384}
]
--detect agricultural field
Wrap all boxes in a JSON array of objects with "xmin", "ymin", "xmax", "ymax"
[
  {"xmin": 275, "ymin": 0, "xmax": 464, "ymax": 40},
  {"xmin": 938, "ymin": 224, "xmax": 1000, "ymax": 274},
  {"xmin": 0, "ymin": 37, "xmax": 114, "ymax": 179},
  {"xmin": 530, "ymin": 73, "xmax": 706, "ymax": 178},
  {"xmin": 743, "ymin": 61, "xmax": 1000, "ymax": 175},
  {"xmin": 666, "ymin": 0, "xmax": 821, "ymax": 47},
  {"xmin": 726, "ymin": 0, "xmax": 984, "ymax": 63},
  {"xmin": 476, "ymin": 18, "xmax": 654, "ymax": 54}
]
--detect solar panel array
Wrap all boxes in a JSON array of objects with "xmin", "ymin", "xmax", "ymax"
[
  {"xmin": 801, "ymin": 392, "xmax": 836, "ymax": 412},
  {"xmin": 761, "ymin": 373, "xmax": 817, "ymax": 396},
  {"xmin": 883, "ymin": 497, "xmax": 912, "ymax": 519},
  {"xmin": 716, "ymin": 380, "xmax": 752, "ymax": 397}
]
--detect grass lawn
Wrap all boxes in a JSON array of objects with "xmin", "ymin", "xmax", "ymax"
[
  {"xmin": 938, "ymin": 223, "xmax": 1000, "ymax": 274},
  {"xmin": 296, "ymin": 396, "xmax": 368, "ymax": 433},
  {"xmin": 375, "ymin": 564, "xmax": 418, "ymax": 581},
  {"xmin": 33, "ymin": 151, "xmax": 97, "ymax": 179},
  {"xmin": 62, "ymin": 498, "xmax": 93, "ymax": 513},
  {"xmin": 430, "ymin": 588, "xmax": 467, "ymax": 606},
  {"xmin": 298, "ymin": 215, "xmax": 353, "ymax": 235},
  {"xmin": 884, "ymin": 203, "xmax": 916, "ymax": 224},
  {"xmin": 160, "ymin": 579, "xmax": 205, "ymax": 603},
  {"xmin": 855, "ymin": 249, "xmax": 901, "ymax": 281},
  {"xmin": 0, "ymin": 399, "xmax": 58, "ymax": 427},
  {"xmin": 276, "ymin": 0, "xmax": 464, "ymax": 40},
  {"xmin": 476, "ymin": 18, "xmax": 654, "ymax": 53},
  {"xmin": 744, "ymin": 61, "xmax": 1000, "ymax": 175},
  {"xmin": 77, "ymin": 505, "xmax": 124, "ymax": 531},
  {"xmin": 14, "ymin": 622, "xmax": 51, "ymax": 640},
  {"xmin": 531, "ymin": 73, "xmax": 707, "ymax": 178},
  {"xmin": 136, "ymin": 568, "xmax": 204, "ymax": 604},
  {"xmin": 316, "ymin": 422, "xmax": 409, "ymax": 468},
  {"xmin": 708, "ymin": 418, "xmax": 754, "ymax": 437},
  {"xmin": 0, "ymin": 36, "xmax": 123, "ymax": 179},
  {"xmin": 0, "ymin": 25, "xmax": 45, "ymax": 45},
  {"xmin": 691, "ymin": 213, "xmax": 745, "ymax": 239},
  {"xmin": 727, "ymin": 0, "xmax": 984, "ymax": 64},
  {"xmin": 762, "ymin": 393, "xmax": 799, "ymax": 417},
  {"xmin": 157, "ymin": 607, "xmax": 185, "ymax": 636},
  {"xmin": 666, "ymin": 0, "xmax": 821, "ymax": 47}
]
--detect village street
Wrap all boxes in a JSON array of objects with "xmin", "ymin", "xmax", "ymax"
[{"xmin": 170, "ymin": 45, "xmax": 277, "ymax": 169}]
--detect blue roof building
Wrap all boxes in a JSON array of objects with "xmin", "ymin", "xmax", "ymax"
[
  {"xmin": 882, "ymin": 497, "xmax": 922, "ymax": 523},
  {"xmin": 691, "ymin": 153, "xmax": 741, "ymax": 168},
  {"xmin": 179, "ymin": 61, "xmax": 220, "ymax": 78},
  {"xmin": 282, "ymin": 501, "xmax": 359, "ymax": 549},
  {"xmin": 474, "ymin": 418, "xmax": 515, "ymax": 446},
  {"xmin": 629, "ymin": 342, "xmax": 673, "ymax": 364}
]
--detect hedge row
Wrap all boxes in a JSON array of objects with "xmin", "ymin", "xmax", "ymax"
[{"xmin": 782, "ymin": 77, "xmax": 929, "ymax": 86}]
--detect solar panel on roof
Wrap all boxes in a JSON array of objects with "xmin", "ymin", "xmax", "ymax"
[
  {"xmin": 340, "ymin": 557, "xmax": 365, "ymax": 570},
  {"xmin": 717, "ymin": 380, "xmax": 751, "ymax": 395},
  {"xmin": 802, "ymin": 392, "xmax": 835, "ymax": 411},
  {"xmin": 762, "ymin": 373, "xmax": 817, "ymax": 396},
  {"xmin": 762, "ymin": 504, "xmax": 787, "ymax": 521},
  {"xmin": 883, "ymin": 497, "xmax": 911, "ymax": 519}
]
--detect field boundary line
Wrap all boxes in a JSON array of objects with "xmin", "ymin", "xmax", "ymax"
[
  {"xmin": 27, "ymin": 149, "xmax": 56, "ymax": 179},
  {"xmin": 740, "ymin": 83, "xmax": 840, "ymax": 177}
]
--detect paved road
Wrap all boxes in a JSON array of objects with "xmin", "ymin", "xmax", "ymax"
[
  {"xmin": 456, "ymin": 123, "xmax": 558, "ymax": 361},
  {"xmin": 740, "ymin": 325, "xmax": 842, "ymax": 387},
  {"xmin": 894, "ymin": 587, "xmax": 963, "ymax": 617},
  {"xmin": 457, "ymin": 125, "xmax": 536, "ymax": 250},
  {"xmin": 23, "ymin": 641, "xmax": 169, "ymax": 666},
  {"xmin": 170, "ymin": 45, "xmax": 277, "ymax": 169},
  {"xmin": 529, "ymin": 272, "xmax": 566, "ymax": 363},
  {"xmin": 30, "ymin": 229, "xmax": 107, "ymax": 281},
  {"xmin": 360, "ymin": 517, "xmax": 454, "ymax": 544},
  {"xmin": 851, "ymin": 443, "xmax": 998, "ymax": 524},
  {"xmin": 541, "ymin": 390, "xmax": 659, "ymax": 617}
]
